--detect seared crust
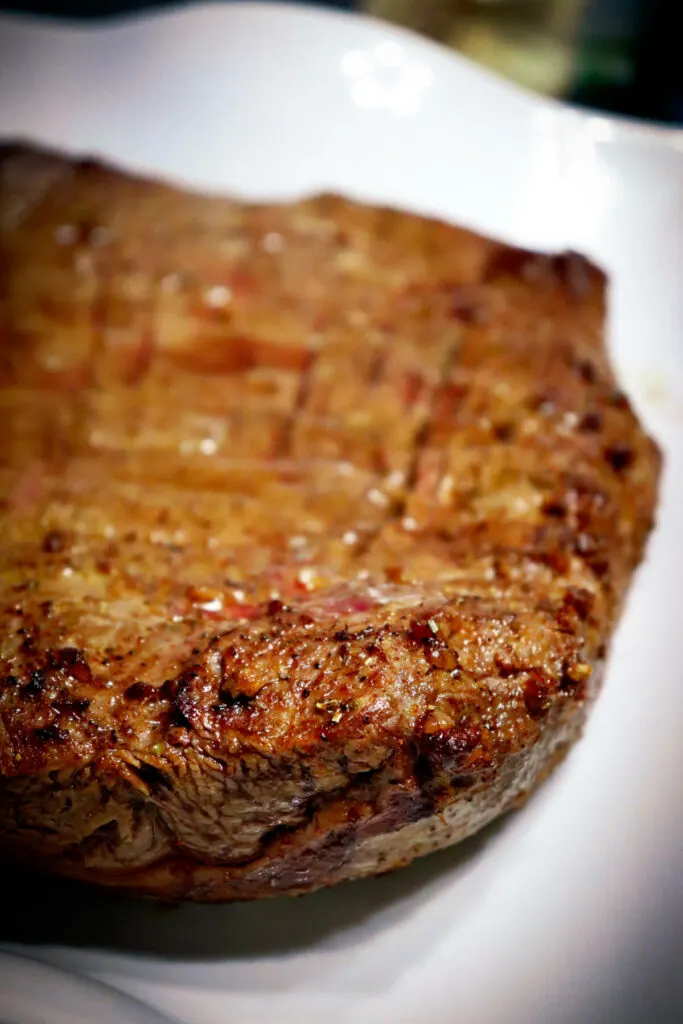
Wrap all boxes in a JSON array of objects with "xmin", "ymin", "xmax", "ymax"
[{"xmin": 0, "ymin": 142, "xmax": 660, "ymax": 900}]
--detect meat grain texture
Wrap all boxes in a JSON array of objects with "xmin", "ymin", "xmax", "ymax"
[{"xmin": 0, "ymin": 143, "xmax": 660, "ymax": 901}]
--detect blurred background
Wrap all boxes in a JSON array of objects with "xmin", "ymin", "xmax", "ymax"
[{"xmin": 0, "ymin": 0, "xmax": 679, "ymax": 125}]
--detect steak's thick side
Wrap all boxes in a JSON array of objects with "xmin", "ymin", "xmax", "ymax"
[{"xmin": 0, "ymin": 143, "xmax": 660, "ymax": 900}]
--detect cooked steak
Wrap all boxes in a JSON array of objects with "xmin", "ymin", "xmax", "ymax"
[{"xmin": 0, "ymin": 142, "xmax": 660, "ymax": 901}]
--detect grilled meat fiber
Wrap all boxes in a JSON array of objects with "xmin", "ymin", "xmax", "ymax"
[{"xmin": 0, "ymin": 143, "xmax": 660, "ymax": 901}]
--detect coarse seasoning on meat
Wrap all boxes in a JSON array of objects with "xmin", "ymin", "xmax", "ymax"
[{"xmin": 0, "ymin": 142, "xmax": 660, "ymax": 901}]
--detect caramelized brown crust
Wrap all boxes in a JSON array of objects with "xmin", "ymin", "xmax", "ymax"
[{"xmin": 0, "ymin": 142, "xmax": 660, "ymax": 900}]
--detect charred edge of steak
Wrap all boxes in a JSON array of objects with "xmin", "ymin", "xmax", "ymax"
[
  {"xmin": 485, "ymin": 246, "xmax": 604, "ymax": 302},
  {"xmin": 128, "ymin": 762, "xmax": 173, "ymax": 792}
]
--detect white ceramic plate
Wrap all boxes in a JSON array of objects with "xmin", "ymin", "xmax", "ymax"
[
  {"xmin": 0, "ymin": 4, "xmax": 682, "ymax": 1023},
  {"xmin": 0, "ymin": 951, "xmax": 177, "ymax": 1024}
]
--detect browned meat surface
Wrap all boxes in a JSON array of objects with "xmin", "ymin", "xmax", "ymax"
[{"xmin": 0, "ymin": 142, "xmax": 660, "ymax": 901}]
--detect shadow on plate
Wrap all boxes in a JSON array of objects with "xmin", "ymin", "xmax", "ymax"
[{"xmin": 0, "ymin": 813, "xmax": 512, "ymax": 961}]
